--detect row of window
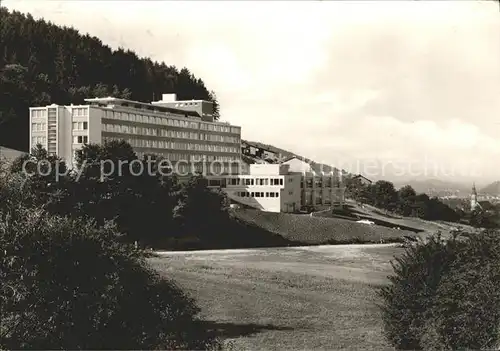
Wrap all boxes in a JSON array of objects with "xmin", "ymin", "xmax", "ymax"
[
  {"xmin": 32, "ymin": 136, "xmax": 47, "ymax": 145},
  {"xmin": 32, "ymin": 123, "xmax": 47, "ymax": 132},
  {"xmin": 73, "ymin": 136, "xmax": 89, "ymax": 144},
  {"xmin": 73, "ymin": 122, "xmax": 89, "ymax": 130},
  {"xmin": 237, "ymin": 191, "xmax": 280, "ymax": 198},
  {"xmin": 31, "ymin": 108, "xmax": 88, "ymax": 118},
  {"xmin": 301, "ymin": 179, "xmax": 341, "ymax": 188},
  {"xmin": 227, "ymin": 178, "xmax": 284, "ymax": 186},
  {"xmin": 103, "ymin": 110, "xmax": 239, "ymax": 134},
  {"xmin": 174, "ymin": 101, "xmax": 200, "ymax": 107},
  {"xmin": 304, "ymin": 197, "xmax": 331, "ymax": 205},
  {"xmin": 204, "ymin": 134, "xmax": 239, "ymax": 143},
  {"xmin": 102, "ymin": 123, "xmax": 239, "ymax": 143},
  {"xmin": 72, "ymin": 108, "xmax": 88, "ymax": 117},
  {"xmin": 105, "ymin": 136, "xmax": 238, "ymax": 153},
  {"xmin": 131, "ymin": 155, "xmax": 237, "ymax": 173},
  {"xmin": 304, "ymin": 190, "xmax": 344, "ymax": 196},
  {"xmin": 31, "ymin": 109, "xmax": 48, "ymax": 118},
  {"xmin": 73, "ymin": 156, "xmax": 229, "ymax": 175},
  {"xmin": 103, "ymin": 137, "xmax": 239, "ymax": 162},
  {"xmin": 304, "ymin": 192, "xmax": 343, "ymax": 205}
]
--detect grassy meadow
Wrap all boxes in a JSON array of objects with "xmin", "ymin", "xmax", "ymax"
[{"xmin": 150, "ymin": 244, "xmax": 402, "ymax": 349}]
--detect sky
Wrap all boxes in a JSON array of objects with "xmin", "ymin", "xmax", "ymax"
[{"xmin": 4, "ymin": 0, "xmax": 500, "ymax": 185}]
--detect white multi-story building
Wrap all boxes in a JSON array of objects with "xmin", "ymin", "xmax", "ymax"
[
  {"xmin": 29, "ymin": 94, "xmax": 242, "ymax": 174},
  {"xmin": 207, "ymin": 164, "xmax": 291, "ymax": 212},
  {"xmin": 281, "ymin": 156, "xmax": 346, "ymax": 210},
  {"xmin": 207, "ymin": 160, "xmax": 346, "ymax": 213}
]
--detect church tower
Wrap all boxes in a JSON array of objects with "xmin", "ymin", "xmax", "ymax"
[{"xmin": 470, "ymin": 182, "xmax": 479, "ymax": 212}]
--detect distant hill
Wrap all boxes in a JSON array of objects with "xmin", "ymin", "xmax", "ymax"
[
  {"xmin": 392, "ymin": 179, "xmax": 473, "ymax": 197},
  {"xmin": 480, "ymin": 181, "xmax": 500, "ymax": 196},
  {"xmin": 242, "ymin": 140, "xmax": 301, "ymax": 162},
  {"xmin": 242, "ymin": 139, "xmax": 350, "ymax": 176}
]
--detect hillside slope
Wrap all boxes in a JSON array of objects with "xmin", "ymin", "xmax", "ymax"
[
  {"xmin": 325, "ymin": 200, "xmax": 477, "ymax": 237},
  {"xmin": 480, "ymin": 181, "xmax": 500, "ymax": 196},
  {"xmin": 231, "ymin": 198, "xmax": 478, "ymax": 247},
  {"xmin": 233, "ymin": 209, "xmax": 415, "ymax": 244},
  {"xmin": 242, "ymin": 139, "xmax": 349, "ymax": 175},
  {"xmin": 242, "ymin": 140, "xmax": 301, "ymax": 161}
]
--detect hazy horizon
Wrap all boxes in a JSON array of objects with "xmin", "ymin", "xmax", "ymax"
[{"xmin": 4, "ymin": 0, "xmax": 500, "ymax": 184}]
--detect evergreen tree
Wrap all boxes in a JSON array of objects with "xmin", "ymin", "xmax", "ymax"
[{"xmin": 0, "ymin": 8, "xmax": 220, "ymax": 151}]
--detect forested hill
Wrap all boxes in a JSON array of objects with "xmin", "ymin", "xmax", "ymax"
[{"xmin": 0, "ymin": 8, "xmax": 219, "ymax": 152}]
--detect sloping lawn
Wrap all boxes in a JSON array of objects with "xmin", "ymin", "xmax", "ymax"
[
  {"xmin": 150, "ymin": 244, "xmax": 401, "ymax": 350},
  {"xmin": 233, "ymin": 209, "xmax": 414, "ymax": 244},
  {"xmin": 315, "ymin": 201, "xmax": 477, "ymax": 238}
]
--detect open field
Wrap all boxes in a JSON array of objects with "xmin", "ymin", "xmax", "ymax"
[{"xmin": 150, "ymin": 244, "xmax": 402, "ymax": 350}]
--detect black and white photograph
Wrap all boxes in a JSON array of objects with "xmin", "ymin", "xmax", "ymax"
[{"xmin": 1, "ymin": 0, "xmax": 500, "ymax": 349}]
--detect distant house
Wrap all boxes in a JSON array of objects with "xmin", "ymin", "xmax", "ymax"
[
  {"xmin": 262, "ymin": 149, "xmax": 277, "ymax": 161},
  {"xmin": 352, "ymin": 174, "xmax": 372, "ymax": 186},
  {"xmin": 241, "ymin": 142, "xmax": 277, "ymax": 161},
  {"xmin": 242, "ymin": 142, "xmax": 259, "ymax": 157}
]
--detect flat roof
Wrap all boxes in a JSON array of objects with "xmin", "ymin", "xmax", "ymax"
[
  {"xmin": 84, "ymin": 96, "xmax": 201, "ymax": 117},
  {"xmin": 30, "ymin": 97, "xmax": 239, "ymax": 127},
  {"xmin": 152, "ymin": 99, "xmax": 211, "ymax": 104}
]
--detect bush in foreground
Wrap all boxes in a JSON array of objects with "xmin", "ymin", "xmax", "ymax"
[
  {"xmin": 0, "ymin": 177, "xmax": 220, "ymax": 350},
  {"xmin": 380, "ymin": 231, "xmax": 500, "ymax": 350}
]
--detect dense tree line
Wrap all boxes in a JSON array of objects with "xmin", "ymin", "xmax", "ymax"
[
  {"xmin": 380, "ymin": 230, "xmax": 500, "ymax": 349},
  {"xmin": 345, "ymin": 177, "xmax": 500, "ymax": 228},
  {"xmin": 0, "ymin": 7, "xmax": 220, "ymax": 152},
  {"xmin": 7, "ymin": 141, "xmax": 230, "ymax": 249},
  {"xmin": 7, "ymin": 140, "xmax": 291, "ymax": 250},
  {"xmin": 345, "ymin": 177, "xmax": 461, "ymax": 222},
  {"xmin": 0, "ymin": 147, "xmax": 228, "ymax": 349},
  {"xmin": 0, "ymin": 139, "xmax": 299, "ymax": 349}
]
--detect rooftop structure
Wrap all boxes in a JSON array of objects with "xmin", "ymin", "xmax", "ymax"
[{"xmin": 151, "ymin": 93, "xmax": 216, "ymax": 122}]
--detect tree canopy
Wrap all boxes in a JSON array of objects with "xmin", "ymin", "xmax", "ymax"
[
  {"xmin": 380, "ymin": 230, "xmax": 500, "ymax": 350},
  {"xmin": 345, "ymin": 177, "xmax": 462, "ymax": 223},
  {"xmin": 0, "ymin": 160, "xmax": 221, "ymax": 350}
]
